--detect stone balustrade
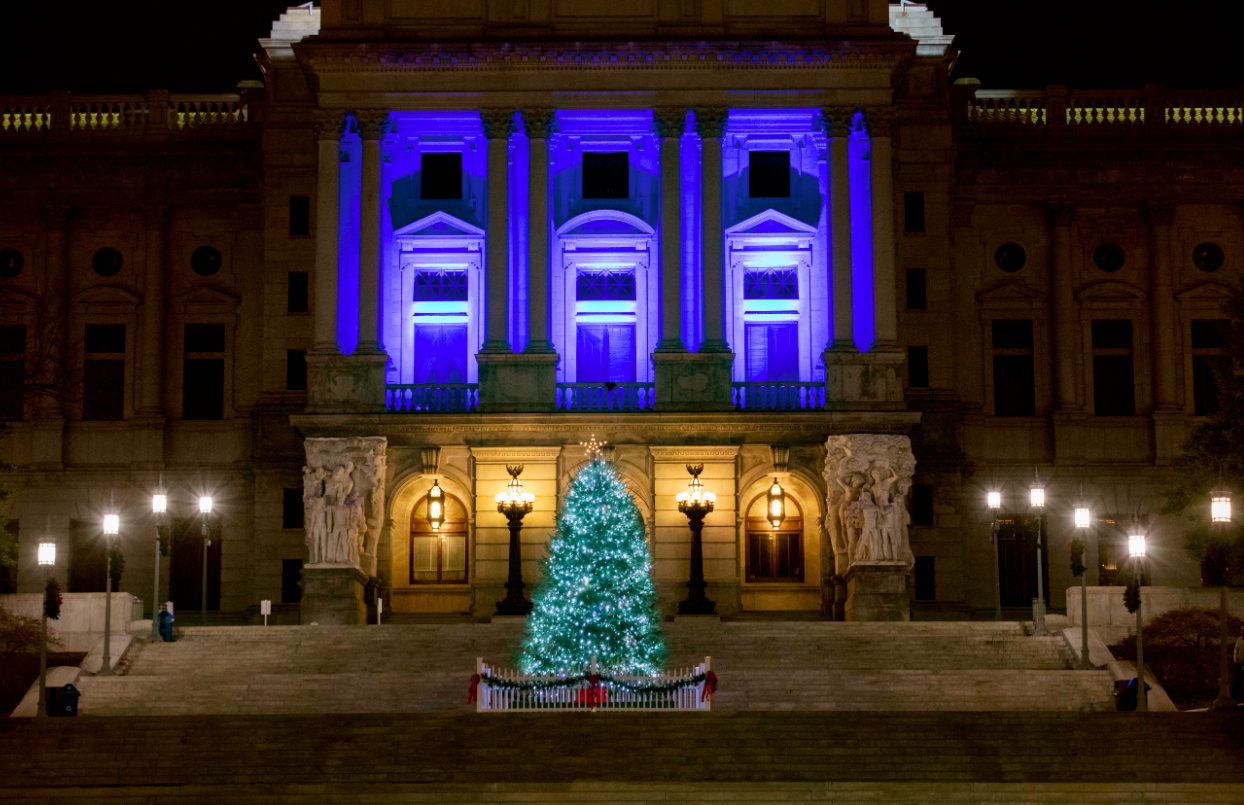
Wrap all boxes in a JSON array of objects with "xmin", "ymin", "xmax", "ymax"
[{"xmin": 0, "ymin": 91, "xmax": 255, "ymax": 140}]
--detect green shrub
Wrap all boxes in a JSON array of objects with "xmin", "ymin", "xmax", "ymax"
[{"xmin": 1116, "ymin": 606, "xmax": 1244, "ymax": 709}]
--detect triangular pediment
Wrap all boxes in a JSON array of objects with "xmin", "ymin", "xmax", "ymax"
[
  {"xmin": 1177, "ymin": 280, "xmax": 1233, "ymax": 304},
  {"xmin": 976, "ymin": 281, "xmax": 1045, "ymax": 303},
  {"xmin": 169, "ymin": 286, "xmax": 240, "ymax": 313},
  {"xmin": 70, "ymin": 286, "xmax": 141, "ymax": 307},
  {"xmin": 394, "ymin": 210, "xmax": 484, "ymax": 239},
  {"xmin": 726, "ymin": 208, "xmax": 818, "ymax": 237},
  {"xmin": 1076, "ymin": 280, "xmax": 1146, "ymax": 303}
]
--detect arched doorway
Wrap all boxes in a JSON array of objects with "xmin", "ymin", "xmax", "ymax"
[{"xmin": 744, "ymin": 494, "xmax": 804, "ymax": 584}]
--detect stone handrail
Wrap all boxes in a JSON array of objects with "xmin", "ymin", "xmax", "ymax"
[
  {"xmin": 732, "ymin": 382, "xmax": 825, "ymax": 411},
  {"xmin": 387, "ymin": 383, "xmax": 479, "ymax": 413},
  {"xmin": 960, "ymin": 86, "xmax": 1244, "ymax": 138},
  {"xmin": 0, "ymin": 91, "xmax": 255, "ymax": 139},
  {"xmin": 555, "ymin": 382, "xmax": 655, "ymax": 412}
]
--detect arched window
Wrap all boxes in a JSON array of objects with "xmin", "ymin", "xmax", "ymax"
[
  {"xmin": 410, "ymin": 492, "xmax": 469, "ymax": 584},
  {"xmin": 744, "ymin": 493, "xmax": 804, "ymax": 583}
]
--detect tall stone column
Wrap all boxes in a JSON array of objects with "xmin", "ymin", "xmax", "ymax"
[
  {"xmin": 821, "ymin": 107, "xmax": 855, "ymax": 351},
  {"xmin": 137, "ymin": 204, "xmax": 168, "ymax": 416},
  {"xmin": 1147, "ymin": 201, "xmax": 1177, "ymax": 411},
  {"xmin": 695, "ymin": 107, "xmax": 730, "ymax": 353},
  {"xmin": 354, "ymin": 110, "xmax": 390, "ymax": 356},
  {"xmin": 30, "ymin": 205, "xmax": 71, "ymax": 471},
  {"xmin": 311, "ymin": 110, "xmax": 347, "ymax": 355},
  {"xmin": 863, "ymin": 106, "xmax": 899, "ymax": 351},
  {"xmin": 653, "ymin": 107, "xmax": 687, "ymax": 353},
  {"xmin": 480, "ymin": 108, "xmax": 514, "ymax": 355},
  {"xmin": 522, "ymin": 108, "xmax": 555, "ymax": 355},
  {"xmin": 1049, "ymin": 201, "xmax": 1078, "ymax": 412}
]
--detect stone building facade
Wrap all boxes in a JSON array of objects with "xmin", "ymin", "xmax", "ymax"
[{"xmin": 0, "ymin": 2, "xmax": 1228, "ymax": 622}]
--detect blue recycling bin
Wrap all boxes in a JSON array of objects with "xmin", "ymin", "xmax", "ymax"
[
  {"xmin": 158, "ymin": 610, "xmax": 176, "ymax": 642},
  {"xmin": 55, "ymin": 684, "xmax": 79, "ymax": 717}
]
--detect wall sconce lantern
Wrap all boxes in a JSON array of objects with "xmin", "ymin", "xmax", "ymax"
[
  {"xmin": 766, "ymin": 477, "xmax": 787, "ymax": 530},
  {"xmin": 426, "ymin": 479, "xmax": 446, "ymax": 532}
]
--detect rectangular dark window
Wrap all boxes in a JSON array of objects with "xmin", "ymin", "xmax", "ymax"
[
  {"xmin": 288, "ymin": 272, "xmax": 309, "ymax": 314},
  {"xmin": 185, "ymin": 324, "xmax": 226, "ymax": 353},
  {"xmin": 576, "ymin": 270, "xmax": 637, "ymax": 301},
  {"xmin": 907, "ymin": 346, "xmax": 929, "ymax": 388},
  {"xmin": 282, "ymin": 489, "xmax": 304, "ymax": 529},
  {"xmin": 281, "ymin": 559, "xmax": 303, "ymax": 604},
  {"xmin": 286, "ymin": 349, "xmax": 307, "ymax": 391},
  {"xmin": 992, "ymin": 319, "xmax": 1035, "ymax": 416},
  {"xmin": 582, "ymin": 152, "xmax": 629, "ymax": 199},
  {"xmin": 1192, "ymin": 320, "xmax": 1230, "ymax": 416},
  {"xmin": 745, "ymin": 322, "xmax": 799, "ymax": 383},
  {"xmin": 415, "ymin": 270, "xmax": 469, "ymax": 302},
  {"xmin": 1191, "ymin": 319, "xmax": 1230, "ymax": 349},
  {"xmin": 85, "ymin": 324, "xmax": 125, "ymax": 354},
  {"xmin": 289, "ymin": 195, "xmax": 310, "ymax": 237},
  {"xmin": 914, "ymin": 556, "xmax": 936, "ymax": 601},
  {"xmin": 183, "ymin": 360, "xmax": 224, "ymax": 420},
  {"xmin": 911, "ymin": 485, "xmax": 934, "ymax": 526},
  {"xmin": 906, "ymin": 269, "xmax": 927, "ymax": 309},
  {"xmin": 0, "ymin": 326, "xmax": 25, "ymax": 422},
  {"xmin": 83, "ymin": 360, "xmax": 125, "ymax": 421},
  {"xmin": 993, "ymin": 356, "xmax": 1036, "ymax": 416},
  {"xmin": 904, "ymin": 192, "xmax": 926, "ymax": 233},
  {"xmin": 420, "ymin": 152, "xmax": 463, "ymax": 200},
  {"xmin": 743, "ymin": 269, "xmax": 798, "ymax": 300},
  {"xmin": 748, "ymin": 150, "xmax": 791, "ymax": 198},
  {"xmin": 1092, "ymin": 320, "xmax": 1134, "ymax": 416}
]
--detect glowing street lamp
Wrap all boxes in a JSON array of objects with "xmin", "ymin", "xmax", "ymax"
[
  {"xmin": 99, "ymin": 511, "xmax": 120, "ymax": 677},
  {"xmin": 1029, "ymin": 479, "xmax": 1048, "ymax": 636},
  {"xmin": 1128, "ymin": 522, "xmax": 1148, "ymax": 712},
  {"xmin": 199, "ymin": 496, "xmax": 213, "ymax": 625},
  {"xmin": 495, "ymin": 465, "xmax": 535, "ymax": 616},
  {"xmin": 150, "ymin": 486, "xmax": 168, "ymax": 641},
  {"xmin": 677, "ymin": 464, "xmax": 717, "ymax": 615},
  {"xmin": 1211, "ymin": 490, "xmax": 1231, "ymax": 524},
  {"xmin": 1072, "ymin": 503, "xmax": 1092, "ymax": 670},
  {"xmin": 986, "ymin": 492, "xmax": 1002, "ymax": 620},
  {"xmin": 1209, "ymin": 489, "xmax": 1237, "ymax": 709},
  {"xmin": 36, "ymin": 539, "xmax": 56, "ymax": 717}
]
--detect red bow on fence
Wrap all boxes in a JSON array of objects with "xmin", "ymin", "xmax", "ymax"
[
  {"xmin": 468, "ymin": 673, "xmax": 480, "ymax": 704},
  {"xmin": 701, "ymin": 670, "xmax": 718, "ymax": 703},
  {"xmin": 575, "ymin": 674, "xmax": 608, "ymax": 706}
]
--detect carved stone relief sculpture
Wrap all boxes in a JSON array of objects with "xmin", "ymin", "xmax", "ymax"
[
  {"xmin": 304, "ymin": 436, "xmax": 388, "ymax": 574},
  {"xmin": 823, "ymin": 434, "xmax": 916, "ymax": 570}
]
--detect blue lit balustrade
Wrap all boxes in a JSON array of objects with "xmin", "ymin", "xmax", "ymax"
[
  {"xmin": 556, "ymin": 382, "xmax": 655, "ymax": 412},
  {"xmin": 732, "ymin": 382, "xmax": 825, "ymax": 411},
  {"xmin": 387, "ymin": 383, "xmax": 479, "ymax": 413}
]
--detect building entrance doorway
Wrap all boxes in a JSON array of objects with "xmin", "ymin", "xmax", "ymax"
[
  {"xmin": 996, "ymin": 517, "xmax": 1049, "ymax": 609},
  {"xmin": 169, "ymin": 517, "xmax": 221, "ymax": 613}
]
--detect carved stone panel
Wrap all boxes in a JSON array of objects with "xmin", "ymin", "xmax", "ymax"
[
  {"xmin": 823, "ymin": 434, "xmax": 916, "ymax": 571},
  {"xmin": 304, "ymin": 436, "xmax": 388, "ymax": 576}
]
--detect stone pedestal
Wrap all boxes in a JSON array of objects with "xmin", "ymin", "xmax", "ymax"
[
  {"xmin": 652, "ymin": 353, "xmax": 734, "ymax": 412},
  {"xmin": 302, "ymin": 566, "xmax": 368, "ymax": 626},
  {"xmin": 306, "ymin": 353, "xmax": 388, "ymax": 414},
  {"xmin": 823, "ymin": 350, "xmax": 905, "ymax": 410},
  {"xmin": 844, "ymin": 563, "xmax": 910, "ymax": 621},
  {"xmin": 476, "ymin": 353, "xmax": 558, "ymax": 412}
]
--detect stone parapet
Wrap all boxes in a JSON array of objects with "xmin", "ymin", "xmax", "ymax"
[
  {"xmin": 475, "ymin": 353, "xmax": 559, "ymax": 413},
  {"xmin": 652, "ymin": 352, "xmax": 735, "ymax": 412},
  {"xmin": 823, "ymin": 350, "xmax": 906, "ymax": 411}
]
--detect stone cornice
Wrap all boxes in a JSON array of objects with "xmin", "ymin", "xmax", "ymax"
[{"xmin": 294, "ymin": 40, "xmax": 913, "ymax": 76}]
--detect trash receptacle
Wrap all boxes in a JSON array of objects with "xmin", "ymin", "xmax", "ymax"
[
  {"xmin": 57, "ymin": 684, "xmax": 80, "ymax": 717},
  {"xmin": 158, "ymin": 610, "xmax": 176, "ymax": 642}
]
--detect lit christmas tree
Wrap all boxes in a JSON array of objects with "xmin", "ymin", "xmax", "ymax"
[{"xmin": 520, "ymin": 442, "xmax": 666, "ymax": 675}]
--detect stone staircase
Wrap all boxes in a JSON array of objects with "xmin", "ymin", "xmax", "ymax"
[
  {"xmin": 2, "ymin": 711, "xmax": 1241, "ymax": 804},
  {"xmin": 69, "ymin": 620, "xmax": 1115, "ymax": 715}
]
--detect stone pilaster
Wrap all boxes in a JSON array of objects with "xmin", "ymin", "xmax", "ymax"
[
  {"xmin": 695, "ymin": 106, "xmax": 730, "ymax": 354},
  {"xmin": 653, "ymin": 107, "xmax": 687, "ymax": 353},
  {"xmin": 311, "ymin": 110, "xmax": 347, "ymax": 355},
  {"xmin": 134, "ymin": 203, "xmax": 169, "ymax": 470},
  {"xmin": 821, "ymin": 107, "xmax": 856, "ymax": 351},
  {"xmin": 863, "ymin": 106, "xmax": 899, "ymax": 352},
  {"xmin": 1146, "ymin": 200, "xmax": 1185, "ymax": 463},
  {"xmin": 522, "ymin": 108, "xmax": 556, "ymax": 355},
  {"xmin": 31, "ymin": 204, "xmax": 71, "ymax": 471},
  {"xmin": 479, "ymin": 108, "xmax": 514, "ymax": 354},
  {"xmin": 354, "ymin": 110, "xmax": 390, "ymax": 355}
]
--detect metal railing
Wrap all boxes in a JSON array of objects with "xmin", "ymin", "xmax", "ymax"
[
  {"xmin": 556, "ymin": 382, "xmax": 655, "ymax": 412},
  {"xmin": 474, "ymin": 656, "xmax": 712, "ymax": 712},
  {"xmin": 732, "ymin": 382, "xmax": 825, "ymax": 411},
  {"xmin": 387, "ymin": 384, "xmax": 479, "ymax": 413}
]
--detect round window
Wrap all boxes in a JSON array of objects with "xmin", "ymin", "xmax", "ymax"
[
  {"xmin": 1193, "ymin": 242, "xmax": 1224, "ymax": 272},
  {"xmin": 1093, "ymin": 242, "xmax": 1126, "ymax": 273},
  {"xmin": 191, "ymin": 246, "xmax": 223, "ymax": 277},
  {"xmin": 994, "ymin": 243, "xmax": 1026, "ymax": 273},
  {"xmin": 92, "ymin": 248, "xmax": 124, "ymax": 277},
  {"xmin": 0, "ymin": 248, "xmax": 23, "ymax": 278}
]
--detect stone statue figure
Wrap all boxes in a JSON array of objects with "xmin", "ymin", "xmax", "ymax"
[
  {"xmin": 324, "ymin": 462, "xmax": 355, "ymax": 564},
  {"xmin": 302, "ymin": 437, "xmax": 388, "ymax": 572},
  {"xmin": 303, "ymin": 466, "xmax": 328, "ymax": 564},
  {"xmin": 823, "ymin": 435, "xmax": 917, "ymax": 571}
]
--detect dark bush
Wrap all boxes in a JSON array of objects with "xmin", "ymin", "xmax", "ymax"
[{"xmin": 1114, "ymin": 606, "xmax": 1244, "ymax": 709}]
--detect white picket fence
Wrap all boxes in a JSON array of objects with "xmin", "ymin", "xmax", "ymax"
[{"xmin": 474, "ymin": 656, "xmax": 712, "ymax": 712}]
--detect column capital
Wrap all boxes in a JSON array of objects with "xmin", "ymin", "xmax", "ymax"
[
  {"xmin": 141, "ymin": 203, "xmax": 169, "ymax": 230},
  {"xmin": 652, "ymin": 106, "xmax": 687, "ymax": 139},
  {"xmin": 354, "ymin": 110, "xmax": 391, "ymax": 141},
  {"xmin": 861, "ymin": 106, "xmax": 896, "ymax": 139},
  {"xmin": 480, "ymin": 108, "xmax": 515, "ymax": 140},
  {"xmin": 1047, "ymin": 200, "xmax": 1076, "ymax": 227},
  {"xmin": 43, "ymin": 204, "xmax": 72, "ymax": 231},
  {"xmin": 693, "ymin": 106, "xmax": 729, "ymax": 139},
  {"xmin": 521, "ymin": 107, "xmax": 556, "ymax": 139},
  {"xmin": 1145, "ymin": 199, "xmax": 1175, "ymax": 226},
  {"xmin": 312, "ymin": 109, "xmax": 349, "ymax": 141},
  {"xmin": 820, "ymin": 106, "xmax": 857, "ymax": 139}
]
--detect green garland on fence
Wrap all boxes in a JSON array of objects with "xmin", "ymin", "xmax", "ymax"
[{"xmin": 479, "ymin": 671, "xmax": 708, "ymax": 695}]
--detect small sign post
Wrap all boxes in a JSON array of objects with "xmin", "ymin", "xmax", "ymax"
[
  {"xmin": 260, "ymin": 599, "xmax": 271, "ymax": 626},
  {"xmin": 377, "ymin": 597, "xmax": 383, "ymax": 626}
]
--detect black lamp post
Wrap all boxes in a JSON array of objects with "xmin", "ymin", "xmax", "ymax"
[
  {"xmin": 1029, "ymin": 480, "xmax": 1048, "ymax": 636},
  {"xmin": 1128, "ymin": 525, "xmax": 1147, "ymax": 712},
  {"xmin": 151, "ymin": 487, "xmax": 167, "ymax": 641},
  {"xmin": 987, "ymin": 491, "xmax": 1002, "ymax": 620},
  {"xmin": 100, "ymin": 511, "xmax": 119, "ymax": 676},
  {"xmin": 36, "ymin": 540, "xmax": 55, "ymax": 717},
  {"xmin": 495, "ymin": 464, "xmax": 535, "ymax": 616},
  {"xmin": 199, "ymin": 496, "xmax": 212, "ymax": 625},
  {"xmin": 1210, "ymin": 489, "xmax": 1237, "ymax": 710},
  {"xmin": 677, "ymin": 464, "xmax": 717, "ymax": 615}
]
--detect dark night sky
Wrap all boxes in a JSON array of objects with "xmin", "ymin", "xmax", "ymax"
[{"xmin": 0, "ymin": 1, "xmax": 1233, "ymax": 94}]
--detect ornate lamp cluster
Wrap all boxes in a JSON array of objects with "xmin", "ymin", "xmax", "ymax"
[{"xmin": 496, "ymin": 464, "xmax": 536, "ymax": 616}]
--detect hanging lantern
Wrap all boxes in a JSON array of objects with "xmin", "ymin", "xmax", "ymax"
[
  {"xmin": 766, "ymin": 477, "xmax": 786, "ymax": 530},
  {"xmin": 427, "ymin": 479, "xmax": 446, "ymax": 532},
  {"xmin": 1211, "ymin": 489, "xmax": 1232, "ymax": 523}
]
